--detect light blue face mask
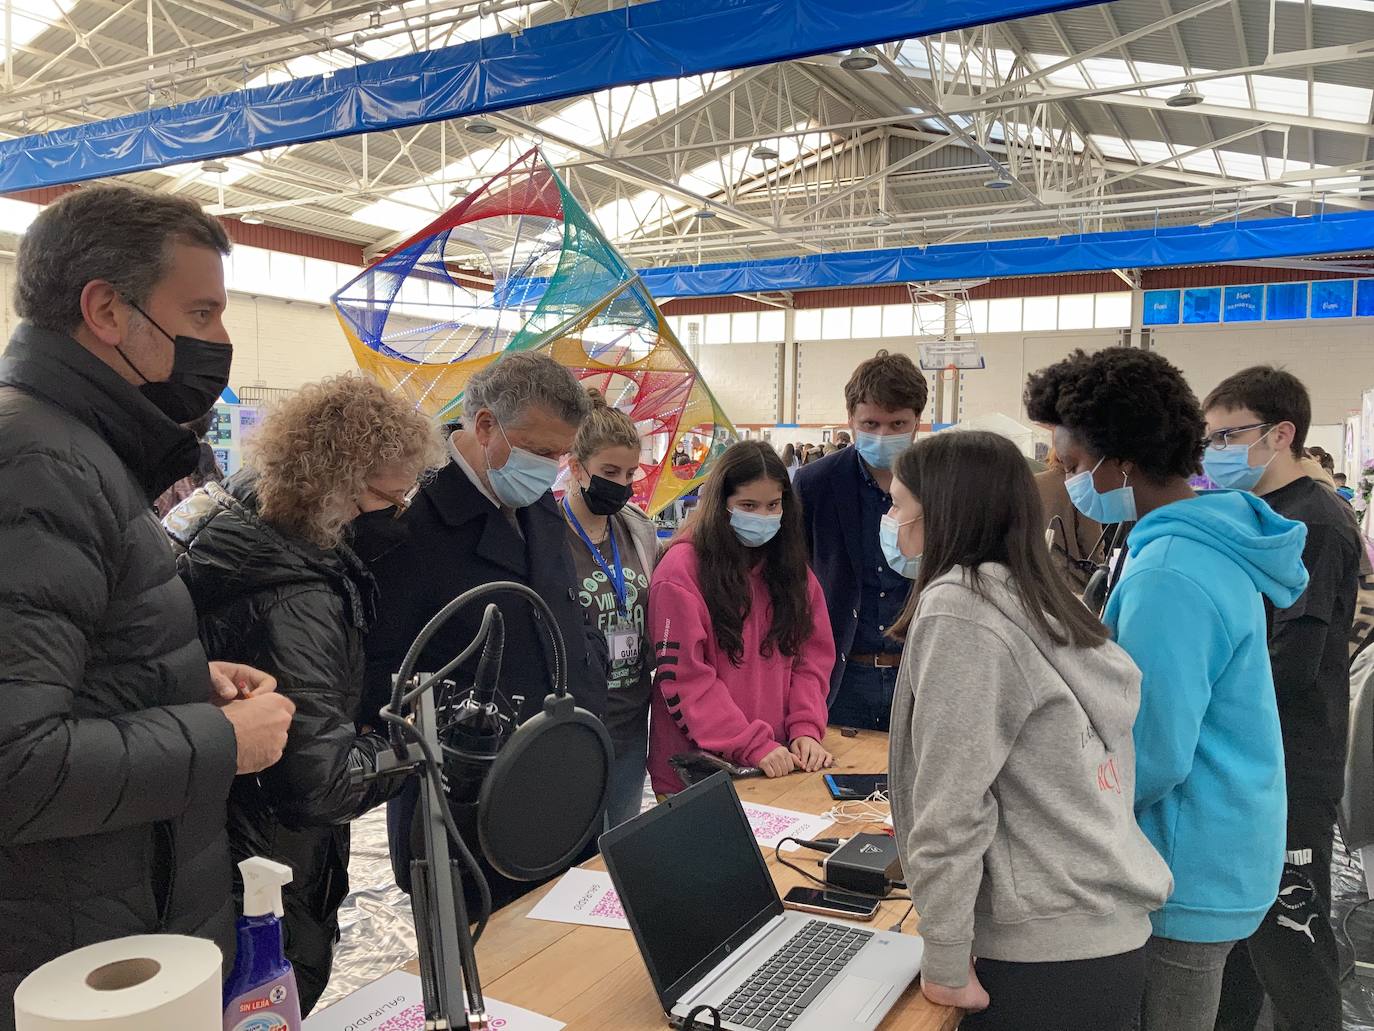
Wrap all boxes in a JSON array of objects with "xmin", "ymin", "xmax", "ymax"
[
  {"xmin": 729, "ymin": 508, "xmax": 783, "ymax": 547},
  {"xmin": 855, "ymin": 429, "xmax": 913, "ymax": 470},
  {"xmin": 879, "ymin": 514, "xmax": 921, "ymax": 579},
  {"xmin": 486, "ymin": 418, "xmax": 561, "ymax": 509},
  {"xmin": 1201, "ymin": 429, "xmax": 1275, "ymax": 492},
  {"xmin": 1065, "ymin": 457, "xmax": 1138, "ymax": 524}
]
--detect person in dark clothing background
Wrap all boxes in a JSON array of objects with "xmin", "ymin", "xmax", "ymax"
[
  {"xmin": 1203, "ymin": 367, "xmax": 1361, "ymax": 1031},
  {"xmin": 166, "ymin": 374, "xmax": 445, "ymax": 1012},
  {"xmin": 794, "ymin": 350, "xmax": 928, "ymax": 731},
  {"xmin": 354, "ymin": 351, "xmax": 608, "ymax": 915},
  {"xmin": 0, "ymin": 185, "xmax": 292, "ymax": 1026},
  {"xmin": 1035, "ymin": 447, "xmax": 1104, "ymax": 593}
]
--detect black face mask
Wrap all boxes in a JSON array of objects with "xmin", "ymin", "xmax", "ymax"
[
  {"xmin": 582, "ymin": 474, "xmax": 634, "ymax": 517},
  {"xmin": 117, "ymin": 301, "xmax": 233, "ymax": 424}
]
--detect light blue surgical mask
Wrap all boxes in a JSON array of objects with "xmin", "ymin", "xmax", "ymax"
[
  {"xmin": 855, "ymin": 430, "xmax": 913, "ymax": 470},
  {"xmin": 730, "ymin": 508, "xmax": 782, "ymax": 547},
  {"xmin": 1201, "ymin": 430, "xmax": 1275, "ymax": 492},
  {"xmin": 486, "ymin": 419, "xmax": 561, "ymax": 509},
  {"xmin": 1065, "ymin": 457, "xmax": 1137, "ymax": 524},
  {"xmin": 880, "ymin": 514, "xmax": 921, "ymax": 579}
]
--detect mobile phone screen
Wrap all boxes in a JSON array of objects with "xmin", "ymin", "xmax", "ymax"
[
  {"xmin": 822, "ymin": 773, "xmax": 888, "ymax": 800},
  {"xmin": 782, "ymin": 887, "xmax": 879, "ymax": 917}
]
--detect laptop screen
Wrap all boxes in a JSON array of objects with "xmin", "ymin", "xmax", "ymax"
[{"xmin": 600, "ymin": 773, "xmax": 783, "ymax": 1006}]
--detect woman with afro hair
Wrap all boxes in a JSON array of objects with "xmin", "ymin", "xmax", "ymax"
[{"xmin": 1024, "ymin": 348, "xmax": 1309, "ymax": 1031}]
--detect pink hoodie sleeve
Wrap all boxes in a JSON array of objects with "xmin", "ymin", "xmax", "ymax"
[
  {"xmin": 648, "ymin": 575, "xmax": 779, "ymax": 768},
  {"xmin": 783, "ymin": 573, "xmax": 836, "ymax": 745}
]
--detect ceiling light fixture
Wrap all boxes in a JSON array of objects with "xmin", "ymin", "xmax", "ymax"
[
  {"xmin": 450, "ymin": 185, "xmax": 471, "ymax": 198},
  {"xmin": 467, "ymin": 119, "xmax": 499, "ymax": 135},
  {"xmin": 867, "ymin": 211, "xmax": 894, "ymax": 228},
  {"xmin": 239, "ymin": 212, "xmax": 264, "ymax": 225},
  {"xmin": 840, "ymin": 50, "xmax": 878, "ymax": 71},
  {"xmin": 984, "ymin": 176, "xmax": 1015, "ymax": 190},
  {"xmin": 693, "ymin": 207, "xmax": 716, "ymax": 219},
  {"xmin": 1167, "ymin": 85, "xmax": 1205, "ymax": 108},
  {"xmin": 751, "ymin": 145, "xmax": 779, "ymax": 161},
  {"xmin": 201, "ymin": 160, "xmax": 229, "ymax": 175}
]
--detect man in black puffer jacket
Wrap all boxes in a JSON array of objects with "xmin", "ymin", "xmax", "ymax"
[{"xmin": 0, "ymin": 185, "xmax": 293, "ymax": 1026}]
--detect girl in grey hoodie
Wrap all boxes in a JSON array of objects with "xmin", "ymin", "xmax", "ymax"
[{"xmin": 883, "ymin": 432, "xmax": 1172, "ymax": 1030}]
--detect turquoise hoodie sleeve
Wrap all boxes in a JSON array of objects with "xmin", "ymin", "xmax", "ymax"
[{"xmin": 1111, "ymin": 567, "xmax": 1234, "ymax": 810}]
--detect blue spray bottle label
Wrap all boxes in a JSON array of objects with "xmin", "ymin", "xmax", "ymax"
[{"xmin": 223, "ymin": 858, "xmax": 302, "ymax": 1031}]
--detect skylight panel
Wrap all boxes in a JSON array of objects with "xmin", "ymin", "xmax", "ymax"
[
  {"xmin": 1078, "ymin": 57, "xmax": 1138, "ymax": 89},
  {"xmin": 3, "ymin": 0, "xmax": 74, "ymax": 52},
  {"xmin": 1251, "ymin": 74, "xmax": 1311, "ymax": 115},
  {"xmin": 1032, "ymin": 54, "xmax": 1088, "ymax": 90},
  {"xmin": 1312, "ymin": 80, "xmax": 1373, "ymax": 122},
  {"xmin": 1090, "ymin": 134, "xmax": 1135, "ymax": 160},
  {"xmin": 1179, "ymin": 150, "xmax": 1222, "ymax": 175}
]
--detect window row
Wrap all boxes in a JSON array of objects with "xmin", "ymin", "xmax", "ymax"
[{"xmin": 668, "ymin": 292, "xmax": 1133, "ymax": 345}]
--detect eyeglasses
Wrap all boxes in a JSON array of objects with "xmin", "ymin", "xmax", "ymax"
[
  {"xmin": 366, "ymin": 482, "xmax": 420, "ymax": 518},
  {"xmin": 1203, "ymin": 422, "xmax": 1272, "ymax": 452}
]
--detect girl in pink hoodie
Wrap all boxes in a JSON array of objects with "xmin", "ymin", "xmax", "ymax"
[{"xmin": 647, "ymin": 441, "xmax": 836, "ymax": 795}]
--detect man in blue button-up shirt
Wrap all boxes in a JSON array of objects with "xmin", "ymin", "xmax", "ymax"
[{"xmin": 795, "ymin": 350, "xmax": 928, "ymax": 730}]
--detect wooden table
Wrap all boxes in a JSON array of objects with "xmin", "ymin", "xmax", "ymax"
[{"xmin": 408, "ymin": 729, "xmax": 961, "ymax": 1031}]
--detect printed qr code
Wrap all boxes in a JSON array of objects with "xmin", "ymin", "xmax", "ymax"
[
  {"xmin": 589, "ymin": 890, "xmax": 626, "ymax": 920},
  {"xmin": 745, "ymin": 810, "xmax": 797, "ymax": 842},
  {"xmin": 373, "ymin": 1003, "xmax": 425, "ymax": 1030}
]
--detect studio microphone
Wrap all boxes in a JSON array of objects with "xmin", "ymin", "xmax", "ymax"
[{"xmin": 440, "ymin": 604, "xmax": 516, "ymax": 807}]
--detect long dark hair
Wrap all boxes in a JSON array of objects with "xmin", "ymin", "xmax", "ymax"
[
  {"xmin": 889, "ymin": 431, "xmax": 1107, "ymax": 648},
  {"xmin": 673, "ymin": 440, "xmax": 812, "ymax": 664}
]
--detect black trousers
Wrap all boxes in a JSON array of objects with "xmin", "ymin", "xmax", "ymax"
[
  {"xmin": 1214, "ymin": 799, "xmax": 1341, "ymax": 1031},
  {"xmin": 960, "ymin": 947, "xmax": 1147, "ymax": 1031}
]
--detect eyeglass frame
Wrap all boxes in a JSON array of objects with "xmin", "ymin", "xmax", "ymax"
[
  {"xmin": 1202, "ymin": 421, "xmax": 1274, "ymax": 452},
  {"xmin": 365, "ymin": 482, "xmax": 420, "ymax": 518}
]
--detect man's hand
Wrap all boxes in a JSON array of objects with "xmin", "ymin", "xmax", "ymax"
[
  {"xmin": 208, "ymin": 661, "xmax": 277, "ymax": 706},
  {"xmin": 921, "ymin": 963, "xmax": 990, "ymax": 1012},
  {"xmin": 789, "ymin": 736, "xmax": 834, "ymax": 773},
  {"xmin": 222, "ymin": 693, "xmax": 295, "ymax": 774},
  {"xmin": 758, "ymin": 744, "xmax": 799, "ymax": 779}
]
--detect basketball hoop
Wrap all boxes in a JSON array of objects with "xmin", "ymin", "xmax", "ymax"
[
  {"xmin": 919, "ymin": 339, "xmax": 986, "ymax": 372},
  {"xmin": 941, "ymin": 363, "xmax": 959, "ymax": 382}
]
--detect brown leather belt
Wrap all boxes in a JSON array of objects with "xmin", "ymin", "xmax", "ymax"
[{"xmin": 847, "ymin": 652, "xmax": 902, "ymax": 668}]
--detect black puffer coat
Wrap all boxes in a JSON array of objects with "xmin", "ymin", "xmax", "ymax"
[
  {"xmin": 0, "ymin": 325, "xmax": 237, "ymax": 1027},
  {"xmin": 165, "ymin": 474, "xmax": 401, "ymax": 1012}
]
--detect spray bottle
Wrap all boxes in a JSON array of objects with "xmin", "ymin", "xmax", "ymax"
[{"xmin": 223, "ymin": 857, "xmax": 302, "ymax": 1031}]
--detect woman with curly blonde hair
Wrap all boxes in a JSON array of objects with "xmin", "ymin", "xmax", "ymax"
[{"xmin": 164, "ymin": 374, "xmax": 443, "ymax": 1012}]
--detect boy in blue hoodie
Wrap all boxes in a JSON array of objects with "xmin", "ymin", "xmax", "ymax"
[{"xmin": 1026, "ymin": 349, "xmax": 1309, "ymax": 1031}]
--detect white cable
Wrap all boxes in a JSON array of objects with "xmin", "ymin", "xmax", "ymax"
[{"xmin": 824, "ymin": 790, "xmax": 890, "ymax": 826}]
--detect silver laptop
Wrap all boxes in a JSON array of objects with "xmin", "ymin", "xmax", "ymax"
[{"xmin": 599, "ymin": 773, "xmax": 922, "ymax": 1031}]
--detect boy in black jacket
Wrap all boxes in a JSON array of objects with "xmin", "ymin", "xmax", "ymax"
[{"xmin": 1204, "ymin": 367, "xmax": 1362, "ymax": 1031}]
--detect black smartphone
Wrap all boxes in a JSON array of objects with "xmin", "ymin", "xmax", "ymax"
[
  {"xmin": 782, "ymin": 887, "xmax": 880, "ymax": 921},
  {"xmin": 822, "ymin": 773, "xmax": 888, "ymax": 800}
]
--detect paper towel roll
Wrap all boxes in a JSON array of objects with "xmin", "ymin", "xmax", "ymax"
[{"xmin": 15, "ymin": 934, "xmax": 222, "ymax": 1030}]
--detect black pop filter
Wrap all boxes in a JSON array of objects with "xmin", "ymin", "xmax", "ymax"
[{"xmin": 477, "ymin": 691, "xmax": 612, "ymax": 881}]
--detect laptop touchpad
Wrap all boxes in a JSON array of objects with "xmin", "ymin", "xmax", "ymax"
[{"xmin": 820, "ymin": 976, "xmax": 890, "ymax": 1022}]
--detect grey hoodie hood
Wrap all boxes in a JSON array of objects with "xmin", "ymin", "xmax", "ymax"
[{"xmin": 923, "ymin": 563, "xmax": 1126, "ymax": 750}]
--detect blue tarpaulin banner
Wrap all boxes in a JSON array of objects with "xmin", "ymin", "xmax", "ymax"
[
  {"xmin": 1183, "ymin": 287, "xmax": 1221, "ymax": 324},
  {"xmin": 1266, "ymin": 282, "xmax": 1309, "ymax": 320},
  {"xmin": 1224, "ymin": 285, "xmax": 1263, "ymax": 322},
  {"xmin": 0, "ymin": 0, "xmax": 1110, "ymax": 191},
  {"xmin": 635, "ymin": 212, "xmax": 1374, "ymax": 297},
  {"xmin": 1143, "ymin": 290, "xmax": 1181, "ymax": 326},
  {"xmin": 1312, "ymin": 280, "xmax": 1354, "ymax": 319}
]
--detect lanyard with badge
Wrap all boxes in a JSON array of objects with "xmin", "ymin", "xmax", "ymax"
[{"xmin": 563, "ymin": 498, "xmax": 640, "ymax": 665}]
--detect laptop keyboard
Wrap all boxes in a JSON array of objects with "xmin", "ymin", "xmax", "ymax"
[{"xmin": 718, "ymin": 919, "xmax": 874, "ymax": 1030}]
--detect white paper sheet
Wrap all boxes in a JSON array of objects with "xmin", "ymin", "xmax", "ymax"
[
  {"xmin": 741, "ymin": 801, "xmax": 835, "ymax": 852},
  {"xmin": 304, "ymin": 970, "xmax": 564, "ymax": 1031},
  {"xmin": 525, "ymin": 866, "xmax": 631, "ymax": 930}
]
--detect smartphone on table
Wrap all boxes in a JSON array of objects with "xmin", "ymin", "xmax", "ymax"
[
  {"xmin": 781, "ymin": 887, "xmax": 880, "ymax": 921},
  {"xmin": 822, "ymin": 773, "xmax": 888, "ymax": 800}
]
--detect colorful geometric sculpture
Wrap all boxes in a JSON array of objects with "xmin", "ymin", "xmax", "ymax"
[{"xmin": 332, "ymin": 147, "xmax": 735, "ymax": 515}]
